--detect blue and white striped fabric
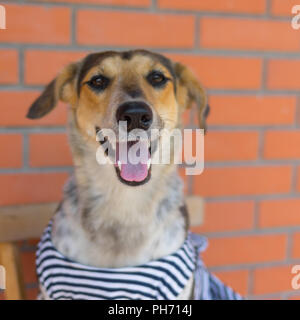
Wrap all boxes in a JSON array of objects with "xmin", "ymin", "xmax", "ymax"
[
  {"xmin": 36, "ymin": 222, "xmax": 197, "ymax": 300},
  {"xmin": 36, "ymin": 222, "xmax": 243, "ymax": 300}
]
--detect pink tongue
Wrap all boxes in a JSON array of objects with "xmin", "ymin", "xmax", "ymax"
[
  {"xmin": 121, "ymin": 162, "xmax": 148, "ymax": 182},
  {"xmin": 116, "ymin": 141, "xmax": 150, "ymax": 182}
]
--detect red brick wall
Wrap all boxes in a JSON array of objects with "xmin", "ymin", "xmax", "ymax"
[{"xmin": 0, "ymin": 0, "xmax": 300, "ymax": 300}]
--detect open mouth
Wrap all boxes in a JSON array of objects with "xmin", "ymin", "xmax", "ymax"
[
  {"xmin": 114, "ymin": 140, "xmax": 152, "ymax": 186},
  {"xmin": 97, "ymin": 128, "xmax": 153, "ymax": 186}
]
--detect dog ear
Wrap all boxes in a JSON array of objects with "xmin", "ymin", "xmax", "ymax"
[
  {"xmin": 174, "ymin": 62, "xmax": 209, "ymax": 131},
  {"xmin": 26, "ymin": 62, "xmax": 79, "ymax": 119}
]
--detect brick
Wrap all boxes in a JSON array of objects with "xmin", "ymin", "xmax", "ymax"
[
  {"xmin": 47, "ymin": 0, "xmax": 150, "ymax": 5},
  {"xmin": 192, "ymin": 201, "xmax": 254, "ymax": 233},
  {"xmin": 20, "ymin": 251, "xmax": 37, "ymax": 284},
  {"xmin": 0, "ymin": 91, "xmax": 67, "ymax": 127},
  {"xmin": 0, "ymin": 134, "xmax": 23, "ymax": 169},
  {"xmin": 26, "ymin": 287, "xmax": 39, "ymax": 301},
  {"xmin": 214, "ymin": 270, "xmax": 249, "ymax": 296},
  {"xmin": 271, "ymin": 0, "xmax": 298, "ymax": 16},
  {"xmin": 26, "ymin": 239, "xmax": 39, "ymax": 247},
  {"xmin": 0, "ymin": 172, "xmax": 68, "ymax": 206},
  {"xmin": 181, "ymin": 109, "xmax": 192, "ymax": 126},
  {"xmin": 0, "ymin": 49, "xmax": 18, "ymax": 84},
  {"xmin": 194, "ymin": 166, "xmax": 292, "ymax": 197},
  {"xmin": 0, "ymin": 5, "xmax": 70, "ymax": 44},
  {"xmin": 203, "ymin": 234, "xmax": 287, "ymax": 267},
  {"xmin": 25, "ymin": 50, "xmax": 87, "ymax": 85},
  {"xmin": 46, "ymin": 0, "xmax": 150, "ymax": 5},
  {"xmin": 292, "ymin": 233, "xmax": 300, "ymax": 259},
  {"xmin": 183, "ymin": 131, "xmax": 258, "ymax": 165},
  {"xmin": 296, "ymin": 167, "xmax": 300, "ymax": 192},
  {"xmin": 204, "ymin": 131, "xmax": 259, "ymax": 161},
  {"xmin": 168, "ymin": 55, "xmax": 262, "ymax": 89},
  {"xmin": 264, "ymin": 131, "xmax": 300, "ymax": 159},
  {"xmin": 257, "ymin": 294, "xmax": 284, "ymax": 300},
  {"xmin": 77, "ymin": 11, "xmax": 195, "ymax": 48},
  {"xmin": 253, "ymin": 265, "xmax": 295, "ymax": 294},
  {"xmin": 267, "ymin": 59, "xmax": 300, "ymax": 90},
  {"xmin": 208, "ymin": 96, "xmax": 296, "ymax": 126},
  {"xmin": 29, "ymin": 133, "xmax": 72, "ymax": 167},
  {"xmin": 200, "ymin": 18, "xmax": 299, "ymax": 51},
  {"xmin": 159, "ymin": 0, "xmax": 266, "ymax": 14},
  {"xmin": 259, "ymin": 199, "xmax": 300, "ymax": 228}
]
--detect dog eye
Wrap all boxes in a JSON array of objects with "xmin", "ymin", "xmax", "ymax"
[
  {"xmin": 88, "ymin": 75, "xmax": 110, "ymax": 91},
  {"xmin": 147, "ymin": 71, "xmax": 168, "ymax": 88}
]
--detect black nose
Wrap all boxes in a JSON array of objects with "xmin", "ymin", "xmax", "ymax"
[{"xmin": 116, "ymin": 101, "xmax": 153, "ymax": 131}]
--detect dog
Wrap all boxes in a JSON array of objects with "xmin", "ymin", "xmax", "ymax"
[{"xmin": 27, "ymin": 50, "xmax": 209, "ymax": 300}]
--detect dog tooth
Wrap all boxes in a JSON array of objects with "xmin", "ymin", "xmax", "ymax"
[
  {"xmin": 147, "ymin": 159, "xmax": 151, "ymax": 169},
  {"xmin": 118, "ymin": 161, "xmax": 122, "ymax": 170}
]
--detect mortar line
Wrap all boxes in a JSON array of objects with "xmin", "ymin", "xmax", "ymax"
[
  {"xmin": 22, "ymin": 132, "xmax": 29, "ymax": 170},
  {"xmin": 294, "ymin": 96, "xmax": 300, "ymax": 127},
  {"xmin": 265, "ymin": 0, "xmax": 272, "ymax": 17},
  {"xmin": 1, "ymin": 0, "xmax": 150, "ymax": 12},
  {"xmin": 253, "ymin": 200, "xmax": 260, "ymax": 230},
  {"xmin": 261, "ymin": 57, "xmax": 268, "ymax": 91},
  {"xmin": 208, "ymin": 258, "xmax": 300, "ymax": 273},
  {"xmin": 71, "ymin": 6, "xmax": 76, "ymax": 46},
  {"xmin": 248, "ymin": 268, "xmax": 255, "ymax": 296},
  {"xmin": 0, "ymin": 167, "xmax": 73, "ymax": 174},
  {"xmin": 18, "ymin": 47, "xmax": 24, "ymax": 86},
  {"xmin": 151, "ymin": 0, "xmax": 157, "ymax": 11},
  {"xmin": 203, "ymin": 193, "xmax": 300, "ymax": 203},
  {"xmin": 2, "ymin": 125, "xmax": 298, "ymax": 133},
  {"xmin": 186, "ymin": 175, "xmax": 194, "ymax": 195},
  {"xmin": 286, "ymin": 232, "xmax": 294, "ymax": 262},
  {"xmin": 198, "ymin": 226, "xmax": 300, "ymax": 238},
  {"xmin": 291, "ymin": 165, "xmax": 298, "ymax": 193},
  {"xmin": 4, "ymin": 0, "xmax": 292, "ymax": 22},
  {"xmin": 194, "ymin": 15, "xmax": 200, "ymax": 49},
  {"xmin": 2, "ymin": 85, "xmax": 300, "ymax": 97},
  {"xmin": 2, "ymin": 43, "xmax": 300, "ymax": 59},
  {"xmin": 257, "ymin": 129, "xmax": 265, "ymax": 161},
  {"xmin": 0, "ymin": 127, "xmax": 67, "ymax": 133}
]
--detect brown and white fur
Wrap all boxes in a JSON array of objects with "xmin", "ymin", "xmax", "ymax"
[{"xmin": 27, "ymin": 50, "xmax": 208, "ymax": 300}]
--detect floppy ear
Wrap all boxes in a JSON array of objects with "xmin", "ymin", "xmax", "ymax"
[
  {"xmin": 27, "ymin": 62, "xmax": 79, "ymax": 119},
  {"xmin": 174, "ymin": 62, "xmax": 209, "ymax": 131}
]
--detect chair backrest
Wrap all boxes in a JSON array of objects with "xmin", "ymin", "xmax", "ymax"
[
  {"xmin": 0, "ymin": 243, "xmax": 25, "ymax": 300},
  {"xmin": 0, "ymin": 203, "xmax": 56, "ymax": 242},
  {"xmin": 0, "ymin": 203, "xmax": 56, "ymax": 300},
  {"xmin": 0, "ymin": 197, "xmax": 204, "ymax": 243}
]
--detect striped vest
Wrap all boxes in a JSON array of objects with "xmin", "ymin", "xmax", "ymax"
[{"xmin": 36, "ymin": 222, "xmax": 243, "ymax": 300}]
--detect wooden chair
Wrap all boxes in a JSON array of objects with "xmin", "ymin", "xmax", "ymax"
[
  {"xmin": 0, "ymin": 203, "xmax": 56, "ymax": 300},
  {"xmin": 0, "ymin": 197, "xmax": 204, "ymax": 300}
]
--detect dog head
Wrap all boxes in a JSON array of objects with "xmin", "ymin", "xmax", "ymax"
[{"xmin": 27, "ymin": 50, "xmax": 208, "ymax": 187}]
